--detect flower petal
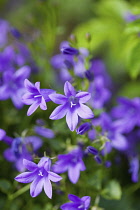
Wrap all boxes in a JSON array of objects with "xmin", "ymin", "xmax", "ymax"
[
  {"xmin": 66, "ymin": 109, "xmax": 78, "ymax": 131},
  {"xmin": 24, "ymin": 79, "xmax": 37, "ymax": 93},
  {"xmin": 49, "ymin": 104, "xmax": 68, "ymax": 120},
  {"xmin": 27, "ymin": 101, "xmax": 40, "ymax": 116},
  {"xmin": 64, "ymin": 81, "xmax": 76, "ymax": 97},
  {"xmin": 68, "ymin": 164, "xmax": 80, "ymax": 184},
  {"xmin": 0, "ymin": 85, "xmax": 10, "ymax": 100},
  {"xmin": 44, "ymin": 177, "xmax": 52, "ymax": 199},
  {"xmin": 76, "ymin": 92, "xmax": 91, "ymax": 103},
  {"xmin": 68, "ymin": 194, "xmax": 81, "ymax": 202},
  {"xmin": 49, "ymin": 93, "xmax": 67, "ymax": 104},
  {"xmin": 22, "ymin": 93, "xmax": 35, "ymax": 105},
  {"xmin": 77, "ymin": 104, "xmax": 94, "ymax": 119},
  {"xmin": 15, "ymin": 172, "xmax": 35, "ymax": 183},
  {"xmin": 40, "ymin": 89, "xmax": 56, "ymax": 101},
  {"xmin": 14, "ymin": 66, "xmax": 30, "ymax": 81},
  {"xmin": 40, "ymin": 97, "xmax": 47, "ymax": 110},
  {"xmin": 23, "ymin": 159, "xmax": 38, "ymax": 171},
  {"xmin": 30, "ymin": 176, "xmax": 44, "ymax": 197},
  {"xmin": 81, "ymin": 196, "xmax": 91, "ymax": 209},
  {"xmin": 35, "ymin": 82, "xmax": 40, "ymax": 92},
  {"xmin": 48, "ymin": 171, "xmax": 62, "ymax": 182}
]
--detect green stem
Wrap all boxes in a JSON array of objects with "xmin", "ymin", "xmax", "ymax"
[{"xmin": 8, "ymin": 184, "xmax": 30, "ymax": 200}]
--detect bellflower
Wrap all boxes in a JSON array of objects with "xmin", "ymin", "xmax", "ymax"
[
  {"xmin": 49, "ymin": 81, "xmax": 94, "ymax": 131},
  {"xmin": 0, "ymin": 129, "xmax": 6, "ymax": 141},
  {"xmin": 61, "ymin": 46, "xmax": 79, "ymax": 55},
  {"xmin": 0, "ymin": 66, "xmax": 30, "ymax": 108},
  {"xmin": 53, "ymin": 148, "xmax": 86, "ymax": 184},
  {"xmin": 76, "ymin": 122, "xmax": 91, "ymax": 135},
  {"xmin": 34, "ymin": 126, "xmax": 55, "ymax": 139},
  {"xmin": 124, "ymin": 12, "xmax": 140, "ymax": 22},
  {"xmin": 15, "ymin": 157, "xmax": 62, "ymax": 198},
  {"xmin": 4, "ymin": 136, "xmax": 42, "ymax": 172},
  {"xmin": 22, "ymin": 79, "xmax": 56, "ymax": 116},
  {"xmin": 60, "ymin": 194, "xmax": 91, "ymax": 210},
  {"xmin": 0, "ymin": 19, "xmax": 9, "ymax": 48},
  {"xmin": 88, "ymin": 76, "xmax": 111, "ymax": 109},
  {"xmin": 111, "ymin": 97, "xmax": 140, "ymax": 133}
]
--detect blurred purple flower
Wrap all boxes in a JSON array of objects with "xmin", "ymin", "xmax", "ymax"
[
  {"xmin": 49, "ymin": 81, "xmax": 94, "ymax": 131},
  {"xmin": 53, "ymin": 148, "xmax": 86, "ymax": 184},
  {"xmin": 111, "ymin": 97, "xmax": 140, "ymax": 133},
  {"xmin": 4, "ymin": 136, "xmax": 42, "ymax": 172},
  {"xmin": 0, "ymin": 66, "xmax": 30, "ymax": 108},
  {"xmin": 0, "ymin": 129, "xmax": 6, "ymax": 141},
  {"xmin": 88, "ymin": 76, "xmax": 111, "ymax": 109},
  {"xmin": 124, "ymin": 12, "xmax": 140, "ymax": 22},
  {"xmin": 15, "ymin": 157, "xmax": 62, "ymax": 198},
  {"xmin": 87, "ymin": 146, "xmax": 98, "ymax": 156},
  {"xmin": 76, "ymin": 122, "xmax": 91, "ymax": 135},
  {"xmin": 61, "ymin": 46, "xmax": 79, "ymax": 55},
  {"xmin": 0, "ymin": 19, "xmax": 9, "ymax": 48},
  {"xmin": 22, "ymin": 79, "xmax": 56, "ymax": 116},
  {"xmin": 129, "ymin": 157, "xmax": 139, "ymax": 182},
  {"xmin": 0, "ymin": 46, "xmax": 15, "ymax": 72},
  {"xmin": 34, "ymin": 126, "xmax": 55, "ymax": 139},
  {"xmin": 60, "ymin": 194, "xmax": 91, "ymax": 210}
]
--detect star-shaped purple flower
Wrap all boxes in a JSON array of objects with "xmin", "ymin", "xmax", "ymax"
[
  {"xmin": 53, "ymin": 148, "xmax": 86, "ymax": 184},
  {"xmin": 15, "ymin": 157, "xmax": 62, "ymax": 198},
  {"xmin": 60, "ymin": 194, "xmax": 91, "ymax": 210},
  {"xmin": 49, "ymin": 81, "xmax": 94, "ymax": 131},
  {"xmin": 22, "ymin": 79, "xmax": 56, "ymax": 116}
]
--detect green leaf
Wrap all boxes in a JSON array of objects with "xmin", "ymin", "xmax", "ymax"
[
  {"xmin": 101, "ymin": 180, "xmax": 122, "ymax": 200},
  {"xmin": 127, "ymin": 41, "xmax": 140, "ymax": 79}
]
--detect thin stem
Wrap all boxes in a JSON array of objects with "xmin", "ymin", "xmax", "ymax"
[{"xmin": 8, "ymin": 184, "xmax": 30, "ymax": 200}]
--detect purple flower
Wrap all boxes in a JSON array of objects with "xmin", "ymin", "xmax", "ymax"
[
  {"xmin": 4, "ymin": 136, "xmax": 42, "ymax": 172},
  {"xmin": 53, "ymin": 148, "xmax": 86, "ymax": 184},
  {"xmin": 88, "ymin": 76, "xmax": 111, "ymax": 109},
  {"xmin": 0, "ymin": 19, "xmax": 9, "ymax": 48},
  {"xmin": 124, "ymin": 12, "xmax": 140, "ymax": 22},
  {"xmin": 0, "ymin": 129, "xmax": 6, "ymax": 141},
  {"xmin": 129, "ymin": 157, "xmax": 139, "ymax": 183},
  {"xmin": 49, "ymin": 81, "xmax": 94, "ymax": 131},
  {"xmin": 0, "ymin": 66, "xmax": 30, "ymax": 108},
  {"xmin": 87, "ymin": 146, "xmax": 98, "ymax": 155},
  {"xmin": 15, "ymin": 157, "xmax": 62, "ymax": 198},
  {"xmin": 61, "ymin": 46, "xmax": 79, "ymax": 55},
  {"xmin": 111, "ymin": 97, "xmax": 140, "ymax": 133},
  {"xmin": 22, "ymin": 79, "xmax": 56, "ymax": 116},
  {"xmin": 60, "ymin": 194, "xmax": 91, "ymax": 210},
  {"xmin": 34, "ymin": 126, "xmax": 55, "ymax": 139},
  {"xmin": 76, "ymin": 122, "xmax": 91, "ymax": 135}
]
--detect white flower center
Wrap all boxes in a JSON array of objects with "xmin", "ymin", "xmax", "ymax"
[{"xmin": 38, "ymin": 170, "xmax": 43, "ymax": 176}]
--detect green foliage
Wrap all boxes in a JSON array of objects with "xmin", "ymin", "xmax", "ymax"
[{"xmin": 101, "ymin": 180, "xmax": 122, "ymax": 200}]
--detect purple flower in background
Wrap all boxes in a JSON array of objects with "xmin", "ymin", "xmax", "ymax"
[
  {"xmin": 4, "ymin": 136, "xmax": 42, "ymax": 172},
  {"xmin": 0, "ymin": 19, "xmax": 9, "ymax": 48},
  {"xmin": 124, "ymin": 12, "xmax": 140, "ymax": 22},
  {"xmin": 0, "ymin": 129, "xmax": 6, "ymax": 141},
  {"xmin": 0, "ymin": 46, "xmax": 15, "ymax": 72},
  {"xmin": 87, "ymin": 146, "xmax": 98, "ymax": 156},
  {"xmin": 61, "ymin": 46, "xmax": 79, "ymax": 55},
  {"xmin": 15, "ymin": 157, "xmax": 62, "ymax": 198},
  {"xmin": 111, "ymin": 97, "xmax": 140, "ymax": 133},
  {"xmin": 0, "ymin": 66, "xmax": 30, "ymax": 108},
  {"xmin": 60, "ymin": 194, "xmax": 91, "ymax": 210},
  {"xmin": 34, "ymin": 126, "xmax": 55, "ymax": 139},
  {"xmin": 49, "ymin": 81, "xmax": 94, "ymax": 131},
  {"xmin": 89, "ymin": 76, "xmax": 111, "ymax": 109},
  {"xmin": 22, "ymin": 79, "xmax": 56, "ymax": 116},
  {"xmin": 53, "ymin": 148, "xmax": 86, "ymax": 184},
  {"xmin": 76, "ymin": 122, "xmax": 91, "ymax": 135},
  {"xmin": 90, "ymin": 112, "xmax": 128, "ymax": 153},
  {"xmin": 129, "ymin": 157, "xmax": 139, "ymax": 182}
]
